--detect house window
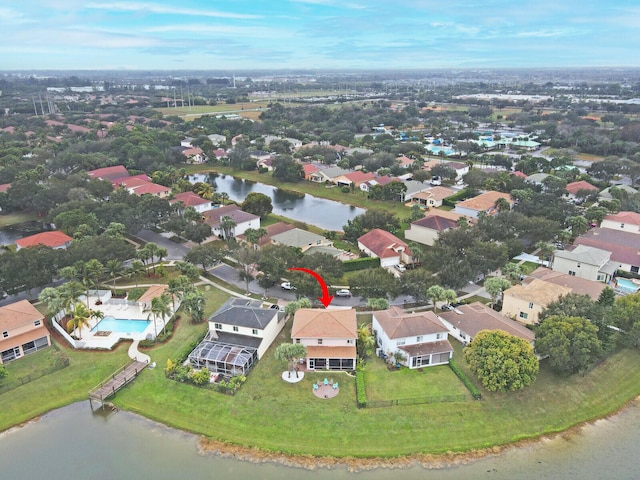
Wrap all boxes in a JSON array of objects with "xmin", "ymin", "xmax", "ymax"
[
  {"xmin": 397, "ymin": 340, "xmax": 405, "ymax": 346},
  {"xmin": 632, "ymin": 266, "xmax": 640, "ymax": 274},
  {"xmin": 295, "ymin": 338, "xmax": 300, "ymax": 344},
  {"xmin": 519, "ymin": 312, "xmax": 529, "ymax": 320},
  {"xmin": 34, "ymin": 320, "xmax": 41, "ymax": 327},
  {"xmin": 416, "ymin": 336, "xmax": 423, "ymax": 342},
  {"xmin": 621, "ymin": 223, "xmax": 625, "ymax": 229},
  {"xmin": 568, "ymin": 271, "xmax": 576, "ymax": 276},
  {"xmin": 436, "ymin": 333, "xmax": 443, "ymax": 340},
  {"xmin": 460, "ymin": 333, "xmax": 466, "ymax": 340},
  {"xmin": 529, "ymin": 302, "xmax": 534, "ymax": 309},
  {"xmin": 232, "ymin": 326, "xmax": 239, "ymax": 332},
  {"xmin": 214, "ymin": 323, "xmax": 222, "ymax": 330},
  {"xmin": 252, "ymin": 329, "xmax": 258, "ymax": 335},
  {"xmin": 317, "ymin": 339, "xmax": 323, "ymax": 345},
  {"xmin": 346, "ymin": 339, "xmax": 353, "ymax": 344},
  {"xmin": 2, "ymin": 331, "xmax": 7, "ymax": 338}
]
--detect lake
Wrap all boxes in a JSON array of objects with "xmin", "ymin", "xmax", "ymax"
[
  {"xmin": 0, "ymin": 220, "xmax": 48, "ymax": 246},
  {"xmin": 1, "ymin": 400, "xmax": 640, "ymax": 479},
  {"xmin": 190, "ymin": 173, "xmax": 365, "ymax": 231}
]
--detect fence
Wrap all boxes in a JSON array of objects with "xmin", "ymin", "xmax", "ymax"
[
  {"xmin": 365, "ymin": 394, "xmax": 468, "ymax": 409},
  {"xmin": 0, "ymin": 348, "xmax": 70, "ymax": 395}
]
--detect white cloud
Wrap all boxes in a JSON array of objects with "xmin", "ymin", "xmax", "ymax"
[
  {"xmin": 85, "ymin": 2, "xmax": 262, "ymax": 19},
  {"xmin": 142, "ymin": 24, "xmax": 290, "ymax": 38}
]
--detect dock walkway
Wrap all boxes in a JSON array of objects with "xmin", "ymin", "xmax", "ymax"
[{"xmin": 88, "ymin": 358, "xmax": 148, "ymax": 407}]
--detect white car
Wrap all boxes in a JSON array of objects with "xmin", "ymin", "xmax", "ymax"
[
  {"xmin": 395, "ymin": 264, "xmax": 406, "ymax": 272},
  {"xmin": 335, "ymin": 289, "xmax": 352, "ymax": 297},
  {"xmin": 280, "ymin": 282, "xmax": 296, "ymax": 290}
]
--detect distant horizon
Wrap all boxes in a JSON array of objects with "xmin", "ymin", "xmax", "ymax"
[{"xmin": 1, "ymin": 1, "xmax": 638, "ymax": 71}]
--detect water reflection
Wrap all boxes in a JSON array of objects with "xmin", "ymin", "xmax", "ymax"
[
  {"xmin": 1, "ymin": 400, "xmax": 640, "ymax": 480},
  {"xmin": 190, "ymin": 173, "xmax": 365, "ymax": 231}
]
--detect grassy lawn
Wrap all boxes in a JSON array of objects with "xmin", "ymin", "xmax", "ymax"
[
  {"xmin": 0, "ymin": 212, "xmax": 39, "ymax": 227},
  {"xmin": 1, "ymin": 345, "xmax": 65, "ymax": 382},
  {"xmin": 5, "ymin": 285, "xmax": 640, "ymax": 458},
  {"xmin": 364, "ymin": 356, "xmax": 469, "ymax": 402}
]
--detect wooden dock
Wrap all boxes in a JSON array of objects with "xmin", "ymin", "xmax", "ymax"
[{"xmin": 88, "ymin": 358, "xmax": 148, "ymax": 408}]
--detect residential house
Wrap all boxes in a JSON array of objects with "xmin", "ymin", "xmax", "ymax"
[
  {"xmin": 357, "ymin": 229, "xmax": 412, "ymax": 267},
  {"xmin": 181, "ymin": 146, "xmax": 207, "ymax": 164},
  {"xmin": 0, "ymin": 300, "xmax": 50, "ymax": 364},
  {"xmin": 401, "ymin": 180, "xmax": 436, "ymax": 202},
  {"xmin": 332, "ymin": 171, "xmax": 376, "ymax": 188},
  {"xmin": 599, "ymin": 185, "xmax": 637, "ymax": 202},
  {"xmin": 372, "ymin": 306, "xmax": 453, "ymax": 368},
  {"xmin": 15, "ymin": 231, "xmax": 72, "ymax": 251},
  {"xmin": 525, "ymin": 173, "xmax": 551, "ymax": 188},
  {"xmin": 291, "ymin": 308, "xmax": 357, "ymax": 371},
  {"xmin": 169, "ymin": 191, "xmax": 213, "ymax": 214},
  {"xmin": 87, "ymin": 165, "xmax": 130, "ymax": 181},
  {"xmin": 600, "ymin": 211, "xmax": 640, "ymax": 234},
  {"xmin": 396, "ymin": 155, "xmax": 414, "ymax": 169},
  {"xmin": 360, "ymin": 175, "xmax": 400, "ymax": 193},
  {"xmin": 454, "ymin": 191, "xmax": 513, "ymax": 218},
  {"xmin": 270, "ymin": 228, "xmax": 333, "ymax": 253},
  {"xmin": 405, "ymin": 210, "xmax": 464, "ymax": 247},
  {"xmin": 407, "ymin": 186, "xmax": 455, "ymax": 209},
  {"xmin": 565, "ymin": 180, "xmax": 598, "ymax": 201},
  {"xmin": 573, "ymin": 227, "xmax": 640, "ymax": 275},
  {"xmin": 308, "ymin": 166, "xmax": 350, "ymax": 184},
  {"xmin": 202, "ymin": 205, "xmax": 260, "ymax": 240},
  {"xmin": 550, "ymin": 245, "xmax": 617, "ymax": 283},
  {"xmin": 207, "ymin": 133, "xmax": 227, "ymax": 145},
  {"xmin": 237, "ymin": 222, "xmax": 295, "ymax": 249},
  {"xmin": 502, "ymin": 267, "xmax": 607, "ymax": 325},
  {"xmin": 302, "ymin": 163, "xmax": 322, "ymax": 181},
  {"xmin": 188, "ymin": 298, "xmax": 286, "ymax": 376},
  {"xmin": 445, "ymin": 161, "xmax": 470, "ymax": 179},
  {"xmin": 438, "ymin": 302, "xmax": 535, "ymax": 346},
  {"xmin": 136, "ymin": 285, "xmax": 169, "ymax": 312}
]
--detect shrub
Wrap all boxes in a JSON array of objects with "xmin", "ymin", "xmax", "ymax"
[
  {"xmin": 190, "ymin": 368, "xmax": 211, "ymax": 386},
  {"xmin": 126, "ymin": 287, "xmax": 147, "ymax": 301},
  {"xmin": 341, "ymin": 186, "xmax": 351, "ymax": 193},
  {"xmin": 355, "ymin": 368, "xmax": 367, "ymax": 408},
  {"xmin": 449, "ymin": 358, "xmax": 482, "ymax": 400},
  {"xmin": 175, "ymin": 330, "xmax": 208, "ymax": 364},
  {"xmin": 343, "ymin": 257, "xmax": 381, "ymax": 272}
]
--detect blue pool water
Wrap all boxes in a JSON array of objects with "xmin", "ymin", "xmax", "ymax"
[
  {"xmin": 92, "ymin": 317, "xmax": 151, "ymax": 333},
  {"xmin": 426, "ymin": 145, "xmax": 456, "ymax": 156},
  {"xmin": 616, "ymin": 277, "xmax": 640, "ymax": 294}
]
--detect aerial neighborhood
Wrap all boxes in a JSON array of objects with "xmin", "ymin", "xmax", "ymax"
[{"xmin": 1, "ymin": 71, "xmax": 640, "ymax": 459}]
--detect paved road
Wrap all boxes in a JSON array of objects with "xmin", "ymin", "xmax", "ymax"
[{"xmin": 135, "ymin": 229, "xmax": 195, "ymax": 260}]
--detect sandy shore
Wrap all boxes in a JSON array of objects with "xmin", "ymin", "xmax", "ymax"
[{"xmin": 197, "ymin": 396, "xmax": 640, "ymax": 472}]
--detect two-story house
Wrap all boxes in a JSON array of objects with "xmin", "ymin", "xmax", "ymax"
[
  {"xmin": 188, "ymin": 298, "xmax": 286, "ymax": 376},
  {"xmin": 291, "ymin": 308, "xmax": 357, "ymax": 371},
  {"xmin": 600, "ymin": 211, "xmax": 640, "ymax": 235},
  {"xmin": 169, "ymin": 191, "xmax": 213, "ymax": 214},
  {"xmin": 454, "ymin": 191, "xmax": 513, "ymax": 219},
  {"xmin": 202, "ymin": 205, "xmax": 260, "ymax": 240},
  {"xmin": 550, "ymin": 245, "xmax": 618, "ymax": 283},
  {"xmin": 1, "ymin": 300, "xmax": 50, "ymax": 364},
  {"xmin": 438, "ymin": 302, "xmax": 535, "ymax": 347},
  {"xmin": 405, "ymin": 210, "xmax": 464, "ymax": 247},
  {"xmin": 372, "ymin": 306, "xmax": 453, "ymax": 368}
]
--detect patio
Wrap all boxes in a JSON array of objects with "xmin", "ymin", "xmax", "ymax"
[{"xmin": 312, "ymin": 378, "xmax": 340, "ymax": 399}]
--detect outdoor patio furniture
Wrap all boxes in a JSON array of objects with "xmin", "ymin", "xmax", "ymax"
[
  {"xmin": 333, "ymin": 383, "xmax": 338, "ymax": 389},
  {"xmin": 313, "ymin": 384, "xmax": 318, "ymax": 390},
  {"xmin": 324, "ymin": 378, "xmax": 328, "ymax": 385}
]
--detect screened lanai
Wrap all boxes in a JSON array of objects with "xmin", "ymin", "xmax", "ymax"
[{"xmin": 188, "ymin": 337, "xmax": 258, "ymax": 377}]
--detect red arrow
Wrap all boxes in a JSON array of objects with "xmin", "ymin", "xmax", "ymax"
[{"xmin": 287, "ymin": 267, "xmax": 334, "ymax": 308}]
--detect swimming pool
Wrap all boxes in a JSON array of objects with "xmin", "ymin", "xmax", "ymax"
[
  {"xmin": 616, "ymin": 277, "xmax": 640, "ymax": 294},
  {"xmin": 91, "ymin": 317, "xmax": 151, "ymax": 334},
  {"xmin": 426, "ymin": 145, "xmax": 456, "ymax": 156}
]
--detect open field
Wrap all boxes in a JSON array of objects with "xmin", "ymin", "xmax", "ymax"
[
  {"xmin": 0, "ymin": 212, "xmax": 39, "ymax": 227},
  {"xmin": 155, "ymin": 101, "xmax": 271, "ymax": 119}
]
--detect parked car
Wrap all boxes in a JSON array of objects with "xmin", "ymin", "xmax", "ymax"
[
  {"xmin": 395, "ymin": 264, "xmax": 406, "ymax": 272},
  {"xmin": 335, "ymin": 289, "xmax": 352, "ymax": 297},
  {"xmin": 280, "ymin": 282, "xmax": 296, "ymax": 290}
]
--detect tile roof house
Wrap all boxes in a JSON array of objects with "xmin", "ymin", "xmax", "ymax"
[
  {"xmin": 454, "ymin": 191, "xmax": 513, "ymax": 218},
  {"xmin": 502, "ymin": 267, "xmax": 607, "ymax": 325},
  {"xmin": 600, "ymin": 211, "xmax": 640, "ymax": 235},
  {"xmin": 359, "ymin": 175, "xmax": 401, "ymax": 192},
  {"xmin": 573, "ymin": 228, "xmax": 640, "ymax": 275},
  {"xmin": 372, "ymin": 306, "xmax": 453, "ymax": 368},
  {"xmin": 202, "ymin": 205, "xmax": 260, "ymax": 240},
  {"xmin": 408, "ymin": 186, "xmax": 455, "ymax": 208},
  {"xmin": 0, "ymin": 183, "xmax": 11, "ymax": 193},
  {"xmin": 291, "ymin": 308, "xmax": 357, "ymax": 371},
  {"xmin": 357, "ymin": 229, "xmax": 412, "ymax": 268},
  {"xmin": 302, "ymin": 163, "xmax": 322, "ymax": 180},
  {"xmin": 15, "ymin": 231, "xmax": 73, "ymax": 250},
  {"xmin": 438, "ymin": 302, "xmax": 535, "ymax": 346},
  {"xmin": 308, "ymin": 166, "xmax": 350, "ymax": 184},
  {"xmin": 169, "ymin": 191, "xmax": 213, "ymax": 213},
  {"xmin": 332, "ymin": 171, "xmax": 376, "ymax": 187},
  {"xmin": 598, "ymin": 185, "xmax": 638, "ymax": 202},
  {"xmin": 405, "ymin": 210, "xmax": 464, "ymax": 247},
  {"xmin": 550, "ymin": 244, "xmax": 617, "ymax": 283},
  {"xmin": 565, "ymin": 180, "xmax": 598, "ymax": 200},
  {"xmin": 237, "ymin": 222, "xmax": 295, "ymax": 248},
  {"xmin": 181, "ymin": 146, "xmax": 207, "ymax": 164},
  {"xmin": 270, "ymin": 228, "xmax": 333, "ymax": 253},
  {"xmin": 87, "ymin": 165, "xmax": 130, "ymax": 181},
  {"xmin": 0, "ymin": 300, "xmax": 50, "ymax": 364},
  {"xmin": 189, "ymin": 298, "xmax": 285, "ymax": 377}
]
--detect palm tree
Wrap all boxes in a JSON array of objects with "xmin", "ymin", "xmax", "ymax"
[
  {"xmin": 168, "ymin": 275, "xmax": 193, "ymax": 311},
  {"xmin": 59, "ymin": 281, "xmax": 85, "ymax": 315},
  {"xmin": 146, "ymin": 294, "xmax": 172, "ymax": 339},
  {"xmin": 426, "ymin": 285, "xmax": 445, "ymax": 312},
  {"xmin": 244, "ymin": 227, "xmax": 268, "ymax": 248},
  {"xmin": 38, "ymin": 287, "xmax": 65, "ymax": 317},
  {"xmin": 181, "ymin": 290, "xmax": 206, "ymax": 323},
  {"xmin": 105, "ymin": 260, "xmax": 124, "ymax": 288},
  {"xmin": 219, "ymin": 192, "xmax": 229, "ymax": 205},
  {"xmin": 219, "ymin": 215, "xmax": 237, "ymax": 240},
  {"xmin": 67, "ymin": 303, "xmax": 93, "ymax": 340},
  {"xmin": 192, "ymin": 181, "xmax": 214, "ymax": 200},
  {"xmin": 274, "ymin": 343, "xmax": 308, "ymax": 378},
  {"xmin": 127, "ymin": 260, "xmax": 146, "ymax": 287},
  {"xmin": 81, "ymin": 259, "xmax": 104, "ymax": 305},
  {"xmin": 357, "ymin": 323, "xmax": 376, "ymax": 359}
]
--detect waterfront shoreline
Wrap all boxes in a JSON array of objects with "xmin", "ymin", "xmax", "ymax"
[{"xmin": 195, "ymin": 396, "xmax": 640, "ymax": 472}]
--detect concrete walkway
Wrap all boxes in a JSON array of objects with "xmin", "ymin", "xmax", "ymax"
[{"xmin": 127, "ymin": 340, "xmax": 151, "ymax": 364}]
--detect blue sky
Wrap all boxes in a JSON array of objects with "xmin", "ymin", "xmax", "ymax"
[{"xmin": 1, "ymin": 0, "xmax": 639, "ymax": 70}]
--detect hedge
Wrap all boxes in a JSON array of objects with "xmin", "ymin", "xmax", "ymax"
[
  {"xmin": 449, "ymin": 357, "xmax": 482, "ymax": 400},
  {"xmin": 355, "ymin": 368, "xmax": 367, "ymax": 408},
  {"xmin": 442, "ymin": 188, "xmax": 476, "ymax": 208},
  {"xmin": 343, "ymin": 257, "xmax": 381, "ymax": 272}
]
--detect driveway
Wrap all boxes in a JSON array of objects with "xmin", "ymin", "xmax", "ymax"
[{"xmin": 135, "ymin": 229, "xmax": 195, "ymax": 260}]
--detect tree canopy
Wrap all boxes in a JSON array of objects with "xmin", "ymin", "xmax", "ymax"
[{"xmin": 463, "ymin": 330, "xmax": 539, "ymax": 392}]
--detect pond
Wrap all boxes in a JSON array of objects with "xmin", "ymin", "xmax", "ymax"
[
  {"xmin": 190, "ymin": 173, "xmax": 365, "ymax": 231},
  {"xmin": 1, "ymin": 400, "xmax": 640, "ymax": 480},
  {"xmin": 0, "ymin": 220, "xmax": 48, "ymax": 246}
]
